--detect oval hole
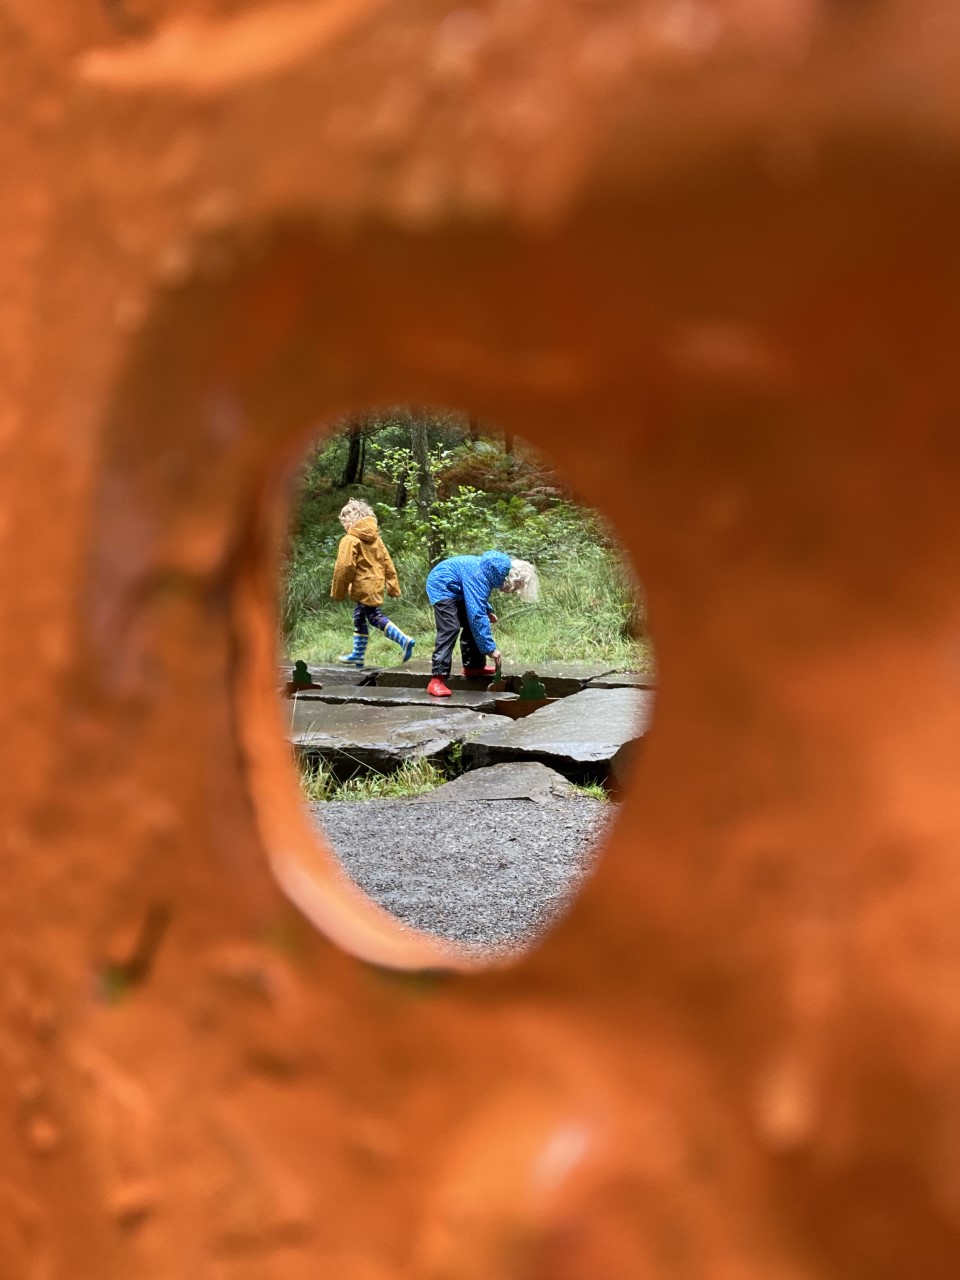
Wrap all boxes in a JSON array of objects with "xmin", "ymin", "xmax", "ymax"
[{"xmin": 274, "ymin": 406, "xmax": 655, "ymax": 963}]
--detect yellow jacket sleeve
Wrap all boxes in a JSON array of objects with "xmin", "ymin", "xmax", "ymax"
[
  {"xmin": 330, "ymin": 535, "xmax": 357, "ymax": 601},
  {"xmin": 381, "ymin": 543, "xmax": 401, "ymax": 598}
]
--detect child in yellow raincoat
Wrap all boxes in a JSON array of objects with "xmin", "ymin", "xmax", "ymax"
[{"xmin": 330, "ymin": 500, "xmax": 415, "ymax": 667}]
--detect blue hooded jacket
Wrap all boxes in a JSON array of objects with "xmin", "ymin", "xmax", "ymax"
[{"xmin": 426, "ymin": 551, "xmax": 511, "ymax": 656}]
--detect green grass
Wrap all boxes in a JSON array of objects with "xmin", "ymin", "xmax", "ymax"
[
  {"xmin": 284, "ymin": 549, "xmax": 651, "ymax": 670},
  {"xmin": 298, "ymin": 755, "xmax": 448, "ymax": 802},
  {"xmin": 298, "ymin": 758, "xmax": 336, "ymax": 802},
  {"xmin": 299, "ymin": 755, "xmax": 611, "ymax": 804},
  {"xmin": 571, "ymin": 780, "xmax": 610, "ymax": 801},
  {"xmin": 287, "ymin": 600, "xmax": 437, "ymax": 669}
]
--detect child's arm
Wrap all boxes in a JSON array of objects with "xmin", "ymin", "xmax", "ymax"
[
  {"xmin": 330, "ymin": 535, "xmax": 357, "ymax": 601},
  {"xmin": 381, "ymin": 544, "xmax": 401, "ymax": 598}
]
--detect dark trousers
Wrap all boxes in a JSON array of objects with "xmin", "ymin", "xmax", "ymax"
[
  {"xmin": 432, "ymin": 599, "xmax": 484, "ymax": 676},
  {"xmin": 353, "ymin": 602, "xmax": 389, "ymax": 635}
]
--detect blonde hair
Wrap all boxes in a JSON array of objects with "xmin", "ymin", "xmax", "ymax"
[
  {"xmin": 505, "ymin": 558, "xmax": 539, "ymax": 604},
  {"xmin": 339, "ymin": 499, "xmax": 374, "ymax": 529}
]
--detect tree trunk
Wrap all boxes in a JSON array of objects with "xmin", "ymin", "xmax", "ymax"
[
  {"xmin": 410, "ymin": 421, "xmax": 435, "ymax": 509},
  {"xmin": 339, "ymin": 420, "xmax": 364, "ymax": 487},
  {"xmin": 410, "ymin": 418, "xmax": 442, "ymax": 563}
]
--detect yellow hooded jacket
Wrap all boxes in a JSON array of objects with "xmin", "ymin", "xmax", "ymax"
[{"xmin": 329, "ymin": 516, "xmax": 401, "ymax": 606}]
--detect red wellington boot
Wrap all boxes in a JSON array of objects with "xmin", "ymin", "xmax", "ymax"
[
  {"xmin": 426, "ymin": 677, "xmax": 453, "ymax": 698},
  {"xmin": 462, "ymin": 665, "xmax": 497, "ymax": 677}
]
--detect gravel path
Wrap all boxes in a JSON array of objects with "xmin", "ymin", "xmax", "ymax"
[{"xmin": 311, "ymin": 797, "xmax": 613, "ymax": 949}]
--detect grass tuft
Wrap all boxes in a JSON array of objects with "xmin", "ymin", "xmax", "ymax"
[
  {"xmin": 298, "ymin": 755, "xmax": 447, "ymax": 802},
  {"xmin": 298, "ymin": 757, "xmax": 338, "ymax": 802},
  {"xmin": 572, "ymin": 781, "xmax": 610, "ymax": 801}
]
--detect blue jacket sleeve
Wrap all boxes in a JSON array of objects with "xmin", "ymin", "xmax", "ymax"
[{"xmin": 463, "ymin": 570, "xmax": 496, "ymax": 654}]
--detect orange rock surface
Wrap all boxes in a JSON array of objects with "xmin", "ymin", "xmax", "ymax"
[{"xmin": 3, "ymin": 0, "xmax": 960, "ymax": 1275}]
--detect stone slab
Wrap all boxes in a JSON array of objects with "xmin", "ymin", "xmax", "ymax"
[
  {"xmin": 508, "ymin": 661, "xmax": 621, "ymax": 698},
  {"xmin": 376, "ymin": 659, "xmax": 620, "ymax": 697},
  {"xmin": 279, "ymin": 663, "xmax": 375, "ymax": 688},
  {"xmin": 413, "ymin": 762, "xmax": 581, "ymax": 803},
  {"xmin": 587, "ymin": 671, "xmax": 657, "ymax": 690},
  {"xmin": 374, "ymin": 658, "xmax": 433, "ymax": 676},
  {"xmin": 463, "ymin": 688, "xmax": 653, "ymax": 781},
  {"xmin": 375, "ymin": 658, "xmax": 525, "ymax": 692},
  {"xmin": 289, "ymin": 684, "xmax": 515, "ymax": 712},
  {"xmin": 291, "ymin": 701, "xmax": 493, "ymax": 778}
]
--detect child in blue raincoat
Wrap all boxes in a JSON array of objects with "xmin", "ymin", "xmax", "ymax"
[{"xmin": 425, "ymin": 552, "xmax": 539, "ymax": 697}]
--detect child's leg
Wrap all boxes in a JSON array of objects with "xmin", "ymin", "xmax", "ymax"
[
  {"xmin": 457, "ymin": 600, "xmax": 486, "ymax": 672},
  {"xmin": 431, "ymin": 600, "xmax": 460, "ymax": 676},
  {"xmin": 338, "ymin": 603, "xmax": 370, "ymax": 666},
  {"xmin": 428, "ymin": 600, "xmax": 459, "ymax": 695},
  {"xmin": 373, "ymin": 607, "xmax": 415, "ymax": 662}
]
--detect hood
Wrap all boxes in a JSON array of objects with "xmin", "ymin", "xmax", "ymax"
[
  {"xmin": 479, "ymin": 550, "xmax": 511, "ymax": 588},
  {"xmin": 348, "ymin": 516, "xmax": 380, "ymax": 542}
]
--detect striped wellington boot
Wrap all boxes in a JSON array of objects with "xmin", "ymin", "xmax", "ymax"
[
  {"xmin": 338, "ymin": 633, "xmax": 368, "ymax": 667},
  {"xmin": 384, "ymin": 621, "xmax": 415, "ymax": 663}
]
